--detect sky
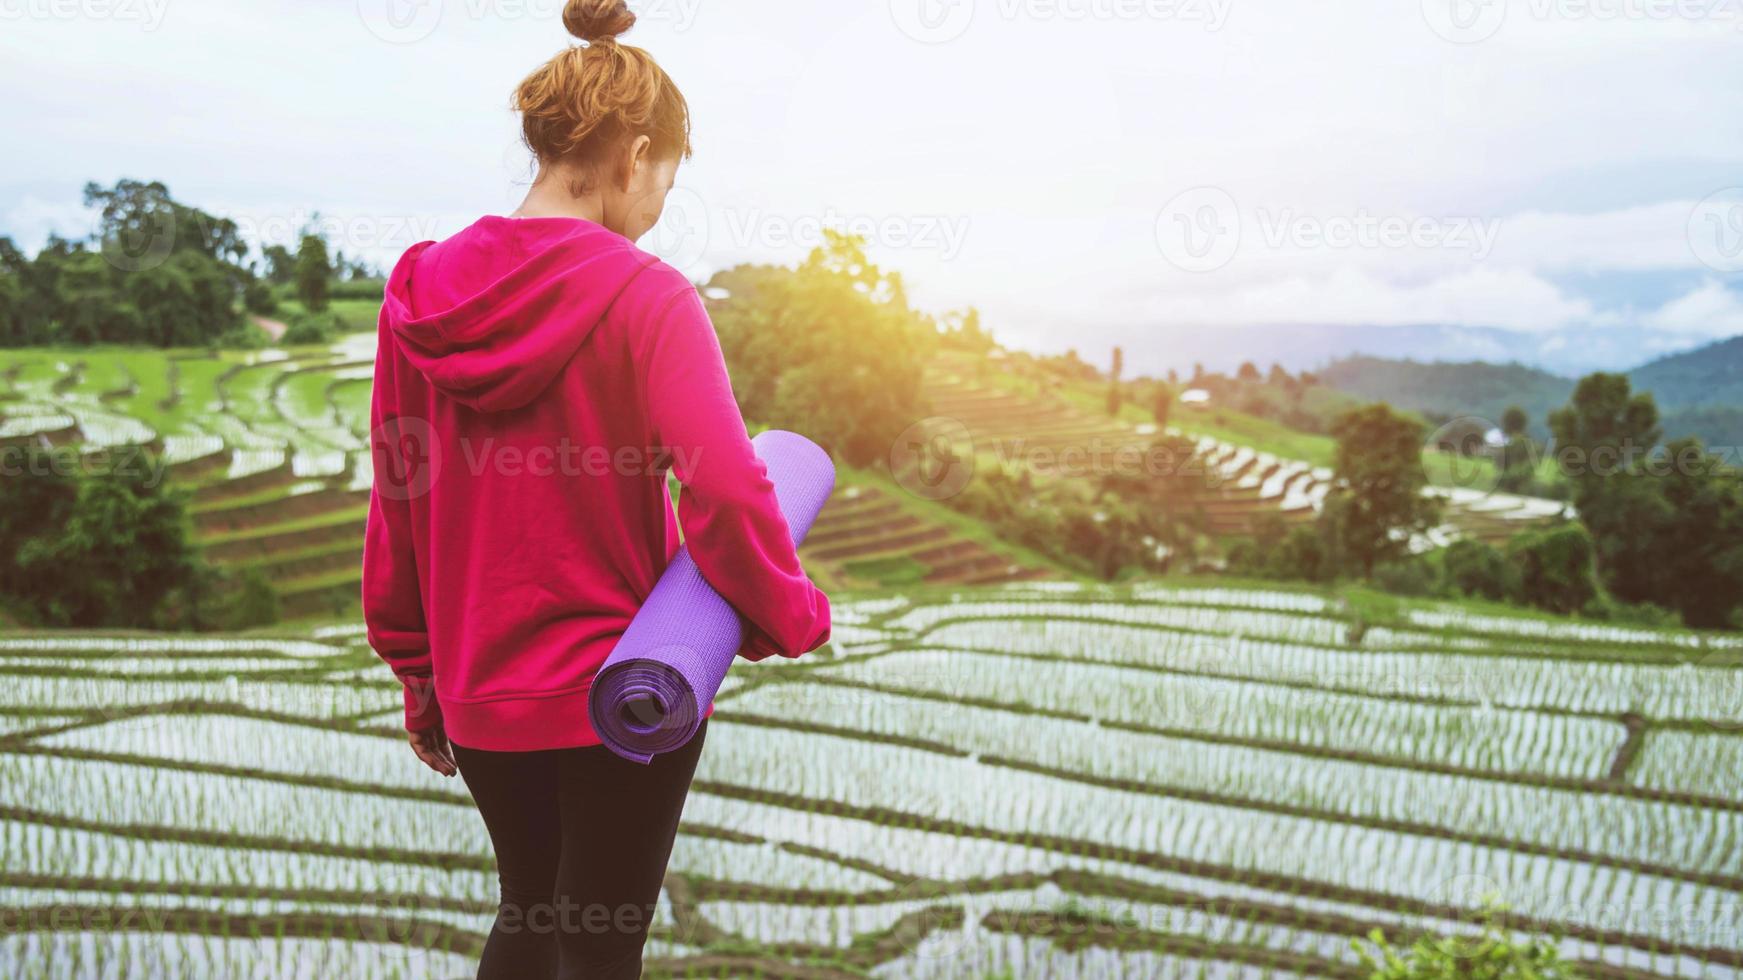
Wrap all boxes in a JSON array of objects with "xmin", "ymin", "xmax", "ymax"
[{"xmin": 2, "ymin": 0, "xmax": 1741, "ymax": 374}]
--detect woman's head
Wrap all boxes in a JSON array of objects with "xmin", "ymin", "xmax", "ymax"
[{"xmin": 513, "ymin": 0, "xmax": 692, "ymax": 240}]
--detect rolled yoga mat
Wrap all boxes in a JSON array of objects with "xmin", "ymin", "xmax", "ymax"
[{"xmin": 588, "ymin": 430, "xmax": 835, "ymax": 763}]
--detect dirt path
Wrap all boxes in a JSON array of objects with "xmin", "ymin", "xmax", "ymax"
[{"xmin": 251, "ymin": 315, "xmax": 288, "ymax": 341}]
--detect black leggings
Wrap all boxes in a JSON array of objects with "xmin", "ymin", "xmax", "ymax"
[{"xmin": 450, "ymin": 722, "xmax": 707, "ymax": 980}]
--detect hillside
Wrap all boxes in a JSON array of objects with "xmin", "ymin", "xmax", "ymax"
[
  {"xmin": 1318, "ymin": 356, "xmax": 1574, "ymax": 436},
  {"xmin": 1323, "ymin": 340, "xmax": 1743, "ymax": 449}
]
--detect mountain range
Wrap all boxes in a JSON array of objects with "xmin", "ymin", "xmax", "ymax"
[
  {"xmin": 1142, "ymin": 324, "xmax": 1717, "ymax": 380},
  {"xmin": 1319, "ymin": 334, "xmax": 1743, "ymax": 449}
]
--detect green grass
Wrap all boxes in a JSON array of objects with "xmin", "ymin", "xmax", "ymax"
[
  {"xmin": 1178, "ymin": 406, "xmax": 1339, "ymax": 468},
  {"xmin": 833, "ymin": 464, "xmax": 1079, "ymax": 582},
  {"xmin": 840, "ymin": 555, "xmax": 931, "ymax": 587},
  {"xmin": 275, "ymin": 298, "xmax": 380, "ymax": 333},
  {"xmin": 197, "ymin": 505, "xmax": 370, "ymax": 545}
]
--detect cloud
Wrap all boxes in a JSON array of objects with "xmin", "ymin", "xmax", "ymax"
[{"xmin": 1644, "ymin": 280, "xmax": 1743, "ymax": 336}]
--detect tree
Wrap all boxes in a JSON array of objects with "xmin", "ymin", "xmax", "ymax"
[
  {"xmin": 1509, "ymin": 524, "xmax": 1602, "ymax": 617},
  {"xmin": 1548, "ymin": 374, "xmax": 1667, "ymax": 606},
  {"xmin": 1152, "ymin": 387, "xmax": 1172, "ymax": 431},
  {"xmin": 1267, "ymin": 363, "xmax": 1293, "ymax": 387},
  {"xmin": 1237, "ymin": 361, "xmax": 1262, "ymax": 383},
  {"xmin": 1502, "ymin": 405, "xmax": 1529, "ymax": 439},
  {"xmin": 1648, "ymin": 438, "xmax": 1743, "ymax": 628},
  {"xmin": 295, "ymin": 233, "xmax": 333, "ymax": 312},
  {"xmin": 1107, "ymin": 346, "xmax": 1124, "ymax": 417},
  {"xmin": 1321, "ymin": 404, "xmax": 1441, "ymax": 579},
  {"xmin": 2, "ymin": 449, "xmax": 201, "ymax": 627},
  {"xmin": 708, "ymin": 232, "xmax": 933, "ymax": 468},
  {"xmin": 1443, "ymin": 539, "xmax": 1517, "ymax": 602},
  {"xmin": 262, "ymin": 244, "xmax": 296, "ymax": 285}
]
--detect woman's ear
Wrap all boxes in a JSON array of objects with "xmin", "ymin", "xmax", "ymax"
[{"xmin": 622, "ymin": 134, "xmax": 654, "ymax": 192}]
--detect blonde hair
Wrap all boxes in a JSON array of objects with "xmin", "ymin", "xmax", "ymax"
[{"xmin": 513, "ymin": 0, "xmax": 693, "ymax": 181}]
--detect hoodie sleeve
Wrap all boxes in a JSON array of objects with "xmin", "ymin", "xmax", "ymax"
[
  {"xmin": 636, "ymin": 279, "xmax": 831, "ymax": 661},
  {"xmin": 362, "ymin": 326, "xmax": 443, "ymax": 731}
]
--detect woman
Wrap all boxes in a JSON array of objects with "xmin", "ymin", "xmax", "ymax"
[{"xmin": 361, "ymin": 2, "xmax": 831, "ymax": 976}]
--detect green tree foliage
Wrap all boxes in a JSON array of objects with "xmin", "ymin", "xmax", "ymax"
[
  {"xmin": 1442, "ymin": 539, "xmax": 1517, "ymax": 602},
  {"xmin": 281, "ymin": 310, "xmax": 342, "ymax": 346},
  {"xmin": 1502, "ymin": 405, "xmax": 1529, "ymax": 438},
  {"xmin": 1322, "ymin": 404, "xmax": 1441, "ymax": 578},
  {"xmin": 707, "ymin": 232, "xmax": 932, "ymax": 468},
  {"xmin": 1107, "ymin": 346, "xmax": 1124, "ymax": 417},
  {"xmin": 0, "ymin": 181, "xmax": 252, "ymax": 347},
  {"xmin": 1226, "ymin": 513, "xmax": 1330, "ymax": 583},
  {"xmin": 1650, "ymin": 438, "xmax": 1743, "ymax": 629},
  {"xmin": 294, "ymin": 233, "xmax": 333, "ymax": 313},
  {"xmin": 1355, "ymin": 914, "xmax": 1578, "ymax": 979},
  {"xmin": 262, "ymin": 244, "xmax": 296, "ymax": 285},
  {"xmin": 938, "ymin": 307, "xmax": 994, "ymax": 354},
  {"xmin": 0, "ymin": 448, "xmax": 271, "ymax": 629},
  {"xmin": 1549, "ymin": 374, "xmax": 1743, "ymax": 627},
  {"xmin": 1508, "ymin": 524, "xmax": 1601, "ymax": 617},
  {"xmin": 0, "ymin": 449, "xmax": 192, "ymax": 627}
]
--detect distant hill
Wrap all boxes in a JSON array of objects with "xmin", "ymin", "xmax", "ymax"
[
  {"xmin": 1321, "ymin": 336, "xmax": 1743, "ymax": 448},
  {"xmin": 1630, "ymin": 335, "xmax": 1743, "ymax": 409},
  {"xmin": 1130, "ymin": 323, "xmax": 1708, "ymax": 379},
  {"xmin": 1317, "ymin": 357, "xmax": 1574, "ymax": 436}
]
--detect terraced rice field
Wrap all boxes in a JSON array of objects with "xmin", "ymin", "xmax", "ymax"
[
  {"xmin": 1, "ymin": 342, "xmax": 1055, "ymax": 605},
  {"xmin": 1, "ymin": 584, "xmax": 1739, "ymax": 977},
  {"xmin": 922, "ymin": 353, "xmax": 1569, "ymax": 546}
]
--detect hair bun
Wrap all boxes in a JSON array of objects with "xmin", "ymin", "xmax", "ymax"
[{"xmin": 564, "ymin": 0, "xmax": 636, "ymax": 43}]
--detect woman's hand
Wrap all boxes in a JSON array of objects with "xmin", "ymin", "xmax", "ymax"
[{"xmin": 409, "ymin": 724, "xmax": 459, "ymax": 777}]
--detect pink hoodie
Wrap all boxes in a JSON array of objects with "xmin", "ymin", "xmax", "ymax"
[{"xmin": 363, "ymin": 216, "xmax": 831, "ymax": 752}]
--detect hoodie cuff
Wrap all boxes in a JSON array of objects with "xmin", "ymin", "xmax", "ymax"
[{"xmin": 403, "ymin": 678, "xmax": 443, "ymax": 732}]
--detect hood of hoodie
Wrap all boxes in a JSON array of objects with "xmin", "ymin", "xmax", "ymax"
[{"xmin": 381, "ymin": 216, "xmax": 661, "ymax": 413}]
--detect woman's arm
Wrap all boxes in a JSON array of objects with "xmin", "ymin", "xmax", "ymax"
[
  {"xmin": 362, "ymin": 326, "xmax": 447, "ymax": 738},
  {"xmin": 636, "ymin": 281, "xmax": 831, "ymax": 659}
]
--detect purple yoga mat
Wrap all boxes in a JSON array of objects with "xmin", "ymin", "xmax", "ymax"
[{"xmin": 587, "ymin": 430, "xmax": 835, "ymax": 763}]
